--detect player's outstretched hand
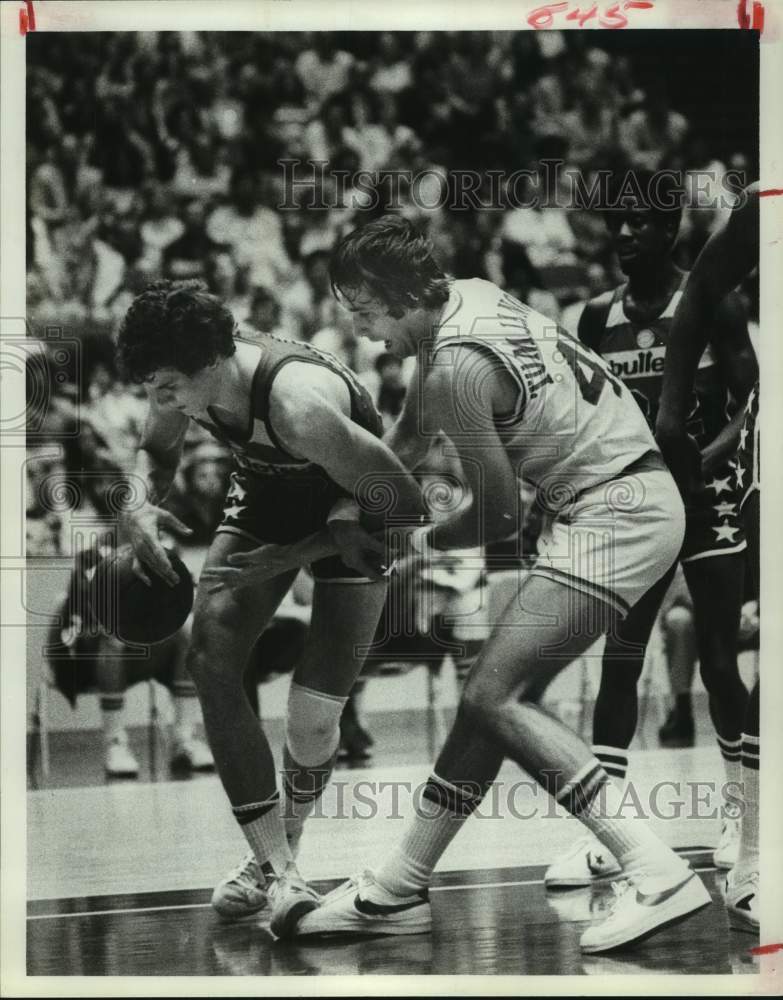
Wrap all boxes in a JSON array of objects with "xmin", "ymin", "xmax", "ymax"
[
  {"xmin": 328, "ymin": 520, "xmax": 390, "ymax": 582},
  {"xmin": 122, "ymin": 503, "xmax": 193, "ymax": 587},
  {"xmin": 202, "ymin": 544, "xmax": 296, "ymax": 593}
]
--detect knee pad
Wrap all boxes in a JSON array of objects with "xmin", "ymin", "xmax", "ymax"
[
  {"xmin": 285, "ymin": 682, "xmax": 347, "ymax": 766},
  {"xmin": 663, "ymin": 604, "xmax": 694, "ymax": 632}
]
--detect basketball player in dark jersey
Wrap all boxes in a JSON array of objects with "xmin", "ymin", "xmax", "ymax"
[
  {"xmin": 542, "ymin": 174, "xmax": 757, "ymax": 888},
  {"xmin": 658, "ymin": 183, "xmax": 761, "ymax": 931},
  {"xmin": 116, "ymin": 279, "xmax": 426, "ymax": 938}
]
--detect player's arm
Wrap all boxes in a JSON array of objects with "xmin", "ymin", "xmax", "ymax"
[
  {"xmin": 700, "ymin": 292, "xmax": 759, "ymax": 479},
  {"xmin": 577, "ymin": 293, "xmax": 614, "ymax": 355},
  {"xmin": 121, "ymin": 397, "xmax": 193, "ymax": 586},
  {"xmin": 223, "ymin": 364, "xmax": 428, "ymax": 582},
  {"xmin": 416, "ymin": 347, "xmax": 521, "ymax": 553},
  {"xmin": 656, "ymin": 184, "xmax": 759, "ymax": 481},
  {"xmin": 271, "ymin": 366, "xmax": 427, "ymax": 526},
  {"xmin": 382, "ymin": 357, "xmax": 433, "ymax": 471}
]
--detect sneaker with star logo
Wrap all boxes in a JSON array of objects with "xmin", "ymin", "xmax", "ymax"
[{"xmin": 544, "ymin": 836, "xmax": 622, "ymax": 888}]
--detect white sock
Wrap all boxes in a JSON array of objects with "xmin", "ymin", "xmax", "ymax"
[
  {"xmin": 734, "ymin": 734, "xmax": 760, "ymax": 881},
  {"xmin": 557, "ymin": 759, "xmax": 688, "ymax": 883},
  {"xmin": 101, "ymin": 694, "xmax": 126, "ymax": 744},
  {"xmin": 377, "ymin": 773, "xmax": 487, "ymax": 896},
  {"xmin": 233, "ymin": 792, "xmax": 294, "ymax": 881}
]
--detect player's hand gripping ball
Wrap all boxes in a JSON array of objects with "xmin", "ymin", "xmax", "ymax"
[{"xmin": 87, "ymin": 544, "xmax": 194, "ymax": 644}]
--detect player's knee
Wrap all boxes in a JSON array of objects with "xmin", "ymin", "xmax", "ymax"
[
  {"xmin": 663, "ymin": 604, "xmax": 693, "ymax": 635},
  {"xmin": 460, "ymin": 676, "xmax": 501, "ymax": 734},
  {"xmin": 285, "ymin": 683, "xmax": 343, "ymax": 765}
]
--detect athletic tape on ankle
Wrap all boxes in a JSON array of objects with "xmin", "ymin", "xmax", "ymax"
[{"xmin": 285, "ymin": 682, "xmax": 347, "ymax": 767}]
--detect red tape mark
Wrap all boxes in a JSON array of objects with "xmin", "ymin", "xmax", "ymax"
[
  {"xmin": 737, "ymin": 0, "xmax": 765, "ymax": 32},
  {"xmin": 760, "ymin": 188, "xmax": 783, "ymax": 197},
  {"xmin": 750, "ymin": 942, "xmax": 783, "ymax": 956},
  {"xmin": 19, "ymin": 0, "xmax": 36, "ymax": 34}
]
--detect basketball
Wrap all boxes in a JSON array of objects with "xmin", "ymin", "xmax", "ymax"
[{"xmin": 87, "ymin": 544, "xmax": 194, "ymax": 645}]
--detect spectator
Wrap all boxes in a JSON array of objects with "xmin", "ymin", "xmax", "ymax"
[
  {"xmin": 206, "ymin": 173, "xmax": 291, "ymax": 289},
  {"xmin": 163, "ymin": 198, "xmax": 226, "ymax": 282},
  {"xmin": 295, "ymin": 32, "xmax": 354, "ymax": 110}
]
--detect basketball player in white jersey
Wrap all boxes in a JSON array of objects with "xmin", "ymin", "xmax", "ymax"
[
  {"xmin": 289, "ymin": 216, "xmax": 712, "ymax": 952},
  {"xmin": 657, "ymin": 184, "xmax": 761, "ymax": 931},
  {"xmin": 542, "ymin": 172, "xmax": 757, "ymax": 889}
]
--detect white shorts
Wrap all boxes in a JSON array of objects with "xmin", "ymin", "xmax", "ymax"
[{"xmin": 529, "ymin": 463, "xmax": 685, "ymax": 619}]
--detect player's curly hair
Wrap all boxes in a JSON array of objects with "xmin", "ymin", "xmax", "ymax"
[
  {"xmin": 330, "ymin": 215, "xmax": 451, "ymax": 319},
  {"xmin": 117, "ymin": 279, "xmax": 236, "ymax": 383}
]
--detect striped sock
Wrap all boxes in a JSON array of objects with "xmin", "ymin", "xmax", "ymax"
[
  {"xmin": 592, "ymin": 744, "xmax": 629, "ymax": 783},
  {"xmin": 376, "ymin": 773, "xmax": 490, "ymax": 896},
  {"xmin": 555, "ymin": 759, "xmax": 686, "ymax": 881},
  {"xmin": 717, "ymin": 735, "xmax": 742, "ymax": 812},
  {"xmin": 232, "ymin": 791, "xmax": 293, "ymax": 881},
  {"xmin": 282, "ymin": 744, "xmax": 338, "ymax": 846},
  {"xmin": 734, "ymin": 734, "xmax": 760, "ymax": 881}
]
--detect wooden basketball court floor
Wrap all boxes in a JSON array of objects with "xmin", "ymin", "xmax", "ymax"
[{"xmin": 23, "ymin": 745, "xmax": 765, "ymax": 980}]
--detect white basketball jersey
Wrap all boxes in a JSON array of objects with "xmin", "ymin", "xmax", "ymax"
[{"xmin": 431, "ymin": 279, "xmax": 660, "ymax": 505}]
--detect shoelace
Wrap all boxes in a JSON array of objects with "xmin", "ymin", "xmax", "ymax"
[{"xmin": 226, "ymin": 853, "xmax": 261, "ymax": 888}]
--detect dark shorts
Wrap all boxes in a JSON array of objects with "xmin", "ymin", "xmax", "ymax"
[
  {"xmin": 736, "ymin": 384, "xmax": 760, "ymax": 513},
  {"xmin": 215, "ymin": 470, "xmax": 369, "ymax": 583},
  {"xmin": 680, "ymin": 458, "xmax": 746, "ymax": 563}
]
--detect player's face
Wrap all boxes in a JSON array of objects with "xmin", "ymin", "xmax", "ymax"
[
  {"xmin": 145, "ymin": 366, "xmax": 216, "ymax": 415},
  {"xmin": 606, "ymin": 209, "xmax": 671, "ymax": 274},
  {"xmin": 338, "ymin": 286, "xmax": 416, "ymax": 357}
]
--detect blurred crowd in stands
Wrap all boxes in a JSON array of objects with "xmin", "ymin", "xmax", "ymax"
[{"xmin": 26, "ymin": 30, "xmax": 759, "ymax": 557}]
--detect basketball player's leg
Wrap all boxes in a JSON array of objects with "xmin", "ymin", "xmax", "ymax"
[
  {"xmin": 282, "ymin": 570, "xmax": 387, "ymax": 855},
  {"xmin": 186, "ymin": 531, "xmax": 296, "ymax": 804},
  {"xmin": 727, "ymin": 488, "xmax": 760, "ymax": 930},
  {"xmin": 188, "ymin": 530, "xmax": 312, "ymax": 927},
  {"xmin": 682, "ymin": 552, "xmax": 748, "ymax": 868},
  {"xmin": 544, "ymin": 565, "xmax": 674, "ymax": 887}
]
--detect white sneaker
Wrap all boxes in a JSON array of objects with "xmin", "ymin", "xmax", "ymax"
[
  {"xmin": 267, "ymin": 863, "xmax": 321, "ymax": 939},
  {"xmin": 296, "ymin": 870, "xmax": 432, "ymax": 938},
  {"xmin": 170, "ymin": 734, "xmax": 215, "ymax": 771},
  {"xmin": 104, "ymin": 735, "xmax": 140, "ymax": 777},
  {"xmin": 713, "ymin": 808, "xmax": 741, "ymax": 869},
  {"xmin": 579, "ymin": 870, "xmax": 712, "ymax": 953},
  {"xmin": 544, "ymin": 837, "xmax": 622, "ymax": 888},
  {"xmin": 726, "ymin": 870, "xmax": 759, "ymax": 932},
  {"xmin": 211, "ymin": 853, "xmax": 267, "ymax": 920}
]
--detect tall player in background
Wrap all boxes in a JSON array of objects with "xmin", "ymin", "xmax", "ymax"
[
  {"xmin": 294, "ymin": 216, "xmax": 712, "ymax": 952},
  {"xmin": 116, "ymin": 280, "xmax": 425, "ymax": 938},
  {"xmin": 543, "ymin": 173, "xmax": 757, "ymax": 889},
  {"xmin": 657, "ymin": 183, "xmax": 761, "ymax": 931}
]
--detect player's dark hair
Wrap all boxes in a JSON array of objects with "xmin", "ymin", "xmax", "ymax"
[
  {"xmin": 603, "ymin": 167, "xmax": 684, "ymax": 234},
  {"xmin": 330, "ymin": 215, "xmax": 451, "ymax": 319},
  {"xmin": 117, "ymin": 279, "xmax": 236, "ymax": 383}
]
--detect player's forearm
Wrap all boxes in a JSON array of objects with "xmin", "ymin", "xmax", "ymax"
[
  {"xmin": 383, "ymin": 418, "xmax": 431, "ymax": 472},
  {"xmin": 657, "ymin": 285, "xmax": 713, "ymax": 436},
  {"xmin": 700, "ymin": 408, "xmax": 745, "ymax": 477},
  {"xmin": 133, "ymin": 446, "xmax": 180, "ymax": 507},
  {"xmin": 272, "ymin": 529, "xmax": 340, "ymax": 571}
]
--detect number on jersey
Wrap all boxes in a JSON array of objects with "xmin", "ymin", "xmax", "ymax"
[{"xmin": 556, "ymin": 327, "xmax": 623, "ymax": 405}]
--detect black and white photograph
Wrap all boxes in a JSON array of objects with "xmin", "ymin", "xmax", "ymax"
[{"xmin": 2, "ymin": 0, "xmax": 782, "ymax": 993}]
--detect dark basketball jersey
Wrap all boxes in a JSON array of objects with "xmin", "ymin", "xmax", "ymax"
[
  {"xmin": 193, "ymin": 331, "xmax": 383, "ymax": 479},
  {"xmin": 587, "ymin": 280, "xmax": 733, "ymax": 448}
]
